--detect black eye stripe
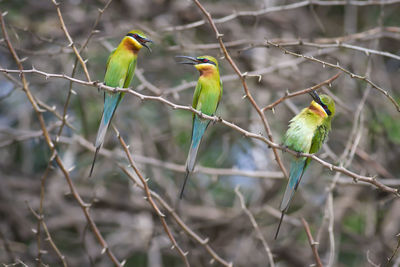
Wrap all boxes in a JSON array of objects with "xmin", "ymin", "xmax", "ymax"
[
  {"xmin": 197, "ymin": 58, "xmax": 216, "ymax": 65},
  {"xmin": 321, "ymin": 103, "xmax": 331, "ymax": 115},
  {"xmin": 126, "ymin": 33, "xmax": 143, "ymax": 41}
]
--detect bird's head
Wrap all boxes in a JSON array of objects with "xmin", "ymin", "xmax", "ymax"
[
  {"xmin": 176, "ymin": 55, "xmax": 219, "ymax": 76},
  {"xmin": 309, "ymin": 91, "xmax": 335, "ymax": 117},
  {"xmin": 124, "ymin": 30, "xmax": 153, "ymax": 53}
]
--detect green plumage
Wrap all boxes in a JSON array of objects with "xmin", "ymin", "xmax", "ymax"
[
  {"xmin": 179, "ymin": 55, "xmax": 222, "ymax": 199},
  {"xmin": 275, "ymin": 93, "xmax": 335, "ymax": 239},
  {"xmin": 89, "ymin": 30, "xmax": 151, "ymax": 177}
]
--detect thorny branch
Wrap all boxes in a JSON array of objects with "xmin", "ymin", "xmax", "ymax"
[
  {"xmin": 0, "ymin": 13, "xmax": 122, "ymax": 267},
  {"xmin": 301, "ymin": 218, "xmax": 323, "ymax": 267},
  {"xmin": 192, "ymin": 0, "xmax": 289, "ymax": 180},
  {"xmin": 0, "ymin": 67, "xmax": 398, "ymax": 197},
  {"xmin": 163, "ymin": 0, "xmax": 400, "ymax": 32},
  {"xmin": 262, "ymin": 73, "xmax": 341, "ymax": 112},
  {"xmin": 168, "ymin": 26, "xmax": 400, "ymax": 52},
  {"xmin": 55, "ymin": 0, "xmax": 113, "ymax": 142},
  {"xmin": 265, "ymin": 40, "xmax": 400, "ymax": 112},
  {"xmin": 2, "ymin": 1, "xmax": 400, "ymax": 265},
  {"xmin": 114, "ymin": 126, "xmax": 191, "ymax": 267},
  {"xmin": 116, "ymin": 162, "xmax": 233, "ymax": 267},
  {"xmin": 50, "ymin": 0, "xmax": 91, "ymax": 82},
  {"xmin": 235, "ymin": 187, "xmax": 275, "ymax": 267}
]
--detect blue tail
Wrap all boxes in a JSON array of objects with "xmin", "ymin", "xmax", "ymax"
[
  {"xmin": 280, "ymin": 157, "xmax": 307, "ymax": 212},
  {"xmin": 179, "ymin": 116, "xmax": 209, "ymax": 198},
  {"xmin": 275, "ymin": 157, "xmax": 307, "ymax": 239},
  {"xmin": 89, "ymin": 93, "xmax": 122, "ymax": 177}
]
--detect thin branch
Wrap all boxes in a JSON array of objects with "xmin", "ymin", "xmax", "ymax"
[
  {"xmin": 192, "ymin": 0, "xmax": 289, "ymax": 180},
  {"xmin": 164, "ymin": 47, "xmax": 338, "ymax": 96},
  {"xmin": 167, "ymin": 26, "xmax": 400, "ymax": 51},
  {"xmin": 277, "ymin": 40, "xmax": 400, "ymax": 61},
  {"xmin": 55, "ymin": 0, "xmax": 113, "ymax": 140},
  {"xmin": 163, "ymin": 0, "xmax": 400, "ymax": 32},
  {"xmin": 1, "ymin": 67, "xmax": 398, "ymax": 196},
  {"xmin": 69, "ymin": 134, "xmax": 400, "ymax": 188},
  {"xmin": 135, "ymin": 68, "xmax": 162, "ymax": 95},
  {"xmin": 50, "ymin": 0, "xmax": 91, "ymax": 82},
  {"xmin": 235, "ymin": 187, "xmax": 275, "ymax": 267},
  {"xmin": 0, "ymin": 13, "xmax": 121, "ymax": 267},
  {"xmin": 116, "ymin": 163, "xmax": 233, "ymax": 267},
  {"xmin": 27, "ymin": 200, "xmax": 68, "ymax": 267},
  {"xmin": 266, "ymin": 40, "xmax": 400, "ymax": 112},
  {"xmin": 301, "ymin": 218, "xmax": 323, "ymax": 267},
  {"xmin": 326, "ymin": 192, "xmax": 335, "ymax": 267},
  {"xmin": 262, "ymin": 73, "xmax": 341, "ymax": 111},
  {"xmin": 386, "ymin": 233, "xmax": 400, "ymax": 266},
  {"xmin": 114, "ymin": 126, "xmax": 190, "ymax": 267}
]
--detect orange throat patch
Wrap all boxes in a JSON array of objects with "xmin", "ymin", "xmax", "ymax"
[
  {"xmin": 199, "ymin": 67, "xmax": 216, "ymax": 77},
  {"xmin": 309, "ymin": 101, "xmax": 328, "ymax": 118},
  {"xmin": 123, "ymin": 38, "xmax": 140, "ymax": 54}
]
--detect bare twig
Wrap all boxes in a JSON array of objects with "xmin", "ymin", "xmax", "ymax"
[
  {"xmin": 116, "ymin": 162, "xmax": 233, "ymax": 267},
  {"xmin": 167, "ymin": 26, "xmax": 400, "ymax": 51},
  {"xmin": 276, "ymin": 41, "xmax": 400, "ymax": 61},
  {"xmin": 55, "ymin": 0, "xmax": 113, "ymax": 141},
  {"xmin": 266, "ymin": 40, "xmax": 400, "ymax": 112},
  {"xmin": 1, "ymin": 67, "xmax": 398, "ymax": 196},
  {"xmin": 262, "ymin": 73, "xmax": 341, "ymax": 111},
  {"xmin": 164, "ymin": 0, "xmax": 400, "ymax": 32},
  {"xmin": 301, "ymin": 218, "xmax": 323, "ymax": 267},
  {"xmin": 235, "ymin": 187, "xmax": 275, "ymax": 267},
  {"xmin": 27, "ymin": 200, "xmax": 68, "ymax": 267},
  {"xmin": 386, "ymin": 234, "xmax": 400, "ymax": 266},
  {"xmin": 50, "ymin": 0, "xmax": 91, "ymax": 82},
  {"xmin": 114, "ymin": 126, "xmax": 190, "ymax": 267},
  {"xmin": 192, "ymin": 0, "xmax": 289, "ymax": 180},
  {"xmin": 0, "ymin": 13, "xmax": 121, "ymax": 267}
]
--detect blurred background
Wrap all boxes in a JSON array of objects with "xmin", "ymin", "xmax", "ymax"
[{"xmin": 1, "ymin": 0, "xmax": 400, "ymax": 266}]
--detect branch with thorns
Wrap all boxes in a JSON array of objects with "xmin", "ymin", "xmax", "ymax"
[
  {"xmin": 0, "ymin": 12, "xmax": 122, "ymax": 267},
  {"xmin": 1, "ymin": 66, "xmax": 398, "ymax": 197}
]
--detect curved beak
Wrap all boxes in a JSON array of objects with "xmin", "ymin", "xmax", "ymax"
[
  {"xmin": 141, "ymin": 37, "xmax": 153, "ymax": 53},
  {"xmin": 175, "ymin": 55, "xmax": 200, "ymax": 65},
  {"xmin": 309, "ymin": 90, "xmax": 322, "ymax": 104},
  {"xmin": 309, "ymin": 90, "xmax": 331, "ymax": 115}
]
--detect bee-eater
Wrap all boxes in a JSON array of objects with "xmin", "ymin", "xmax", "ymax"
[
  {"xmin": 89, "ymin": 30, "xmax": 152, "ymax": 176},
  {"xmin": 176, "ymin": 55, "xmax": 222, "ymax": 199},
  {"xmin": 274, "ymin": 91, "xmax": 335, "ymax": 239}
]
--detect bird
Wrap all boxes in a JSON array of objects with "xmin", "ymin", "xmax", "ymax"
[
  {"xmin": 274, "ymin": 91, "xmax": 335, "ymax": 239},
  {"xmin": 89, "ymin": 30, "xmax": 152, "ymax": 177},
  {"xmin": 176, "ymin": 55, "xmax": 222, "ymax": 199}
]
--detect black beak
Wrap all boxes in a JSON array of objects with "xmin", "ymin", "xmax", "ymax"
[
  {"xmin": 141, "ymin": 37, "xmax": 153, "ymax": 53},
  {"xmin": 175, "ymin": 55, "xmax": 200, "ymax": 65},
  {"xmin": 308, "ymin": 90, "xmax": 331, "ymax": 116},
  {"xmin": 309, "ymin": 90, "xmax": 322, "ymax": 103}
]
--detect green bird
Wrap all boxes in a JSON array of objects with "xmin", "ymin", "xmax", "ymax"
[
  {"xmin": 275, "ymin": 91, "xmax": 335, "ymax": 239},
  {"xmin": 176, "ymin": 55, "xmax": 222, "ymax": 199},
  {"xmin": 89, "ymin": 30, "xmax": 152, "ymax": 176}
]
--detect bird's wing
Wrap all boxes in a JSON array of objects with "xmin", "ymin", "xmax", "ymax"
[
  {"xmin": 192, "ymin": 81, "xmax": 202, "ymax": 111},
  {"xmin": 123, "ymin": 56, "xmax": 137, "ymax": 88},
  {"xmin": 215, "ymin": 78, "xmax": 223, "ymax": 111},
  {"xmin": 218, "ymin": 78, "xmax": 223, "ymax": 103},
  {"xmin": 106, "ymin": 48, "xmax": 116, "ymax": 73},
  {"xmin": 284, "ymin": 110, "xmax": 315, "ymax": 153},
  {"xmin": 306, "ymin": 124, "xmax": 328, "ymax": 166}
]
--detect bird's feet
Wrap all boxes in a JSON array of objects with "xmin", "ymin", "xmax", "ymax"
[{"xmin": 281, "ymin": 144, "xmax": 288, "ymax": 153}]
